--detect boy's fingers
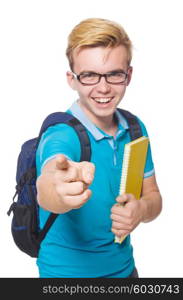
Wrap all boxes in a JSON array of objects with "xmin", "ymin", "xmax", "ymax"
[
  {"xmin": 55, "ymin": 155, "xmax": 95, "ymax": 184},
  {"xmin": 80, "ymin": 162, "xmax": 95, "ymax": 184},
  {"xmin": 55, "ymin": 154, "xmax": 70, "ymax": 170},
  {"xmin": 58, "ymin": 181, "xmax": 87, "ymax": 196},
  {"xmin": 64, "ymin": 189, "xmax": 92, "ymax": 209},
  {"xmin": 116, "ymin": 194, "xmax": 129, "ymax": 204},
  {"xmin": 116, "ymin": 193, "xmax": 136, "ymax": 204}
]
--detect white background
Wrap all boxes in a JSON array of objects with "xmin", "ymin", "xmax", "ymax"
[{"xmin": 0, "ymin": 0, "xmax": 183, "ymax": 278}]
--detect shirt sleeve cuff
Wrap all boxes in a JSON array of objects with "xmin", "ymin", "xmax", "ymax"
[{"xmin": 144, "ymin": 168, "xmax": 155, "ymax": 178}]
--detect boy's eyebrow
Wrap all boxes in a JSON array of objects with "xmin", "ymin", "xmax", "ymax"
[
  {"xmin": 79, "ymin": 68, "xmax": 126, "ymax": 74},
  {"xmin": 106, "ymin": 69, "xmax": 127, "ymax": 74}
]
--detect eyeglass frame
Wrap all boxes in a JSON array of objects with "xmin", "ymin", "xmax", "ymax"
[{"xmin": 72, "ymin": 69, "xmax": 130, "ymax": 86}]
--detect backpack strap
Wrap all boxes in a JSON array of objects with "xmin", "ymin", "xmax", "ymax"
[
  {"xmin": 37, "ymin": 112, "xmax": 91, "ymax": 162},
  {"xmin": 37, "ymin": 112, "xmax": 91, "ymax": 245},
  {"xmin": 37, "ymin": 213, "xmax": 58, "ymax": 243},
  {"xmin": 117, "ymin": 108, "xmax": 143, "ymax": 140}
]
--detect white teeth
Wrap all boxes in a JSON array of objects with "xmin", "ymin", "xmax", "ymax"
[{"xmin": 93, "ymin": 98, "xmax": 112, "ymax": 103}]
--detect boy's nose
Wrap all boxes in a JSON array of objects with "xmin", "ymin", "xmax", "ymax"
[{"xmin": 95, "ymin": 76, "xmax": 111, "ymax": 93}]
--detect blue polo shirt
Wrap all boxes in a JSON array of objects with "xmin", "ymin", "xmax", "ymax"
[{"xmin": 36, "ymin": 100, "xmax": 155, "ymax": 278}]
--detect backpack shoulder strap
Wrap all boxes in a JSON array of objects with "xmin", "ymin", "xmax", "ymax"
[
  {"xmin": 37, "ymin": 212, "xmax": 58, "ymax": 243},
  {"xmin": 117, "ymin": 108, "xmax": 143, "ymax": 141},
  {"xmin": 37, "ymin": 112, "xmax": 91, "ymax": 162}
]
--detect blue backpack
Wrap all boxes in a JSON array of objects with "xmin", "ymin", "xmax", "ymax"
[{"xmin": 7, "ymin": 109, "xmax": 142, "ymax": 257}]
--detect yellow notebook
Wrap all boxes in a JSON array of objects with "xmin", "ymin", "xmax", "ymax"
[{"xmin": 115, "ymin": 136, "xmax": 149, "ymax": 243}]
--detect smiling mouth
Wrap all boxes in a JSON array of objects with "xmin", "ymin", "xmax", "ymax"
[{"xmin": 92, "ymin": 97, "xmax": 113, "ymax": 104}]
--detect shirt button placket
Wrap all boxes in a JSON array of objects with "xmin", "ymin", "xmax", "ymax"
[{"xmin": 113, "ymin": 139, "xmax": 118, "ymax": 166}]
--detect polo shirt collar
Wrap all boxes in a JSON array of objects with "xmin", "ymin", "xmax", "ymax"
[{"xmin": 68, "ymin": 100, "xmax": 129, "ymax": 141}]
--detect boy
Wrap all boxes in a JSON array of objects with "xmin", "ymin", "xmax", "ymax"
[{"xmin": 36, "ymin": 18, "xmax": 162, "ymax": 278}]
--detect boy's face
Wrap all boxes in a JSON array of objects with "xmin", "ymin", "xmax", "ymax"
[{"xmin": 67, "ymin": 45, "xmax": 132, "ymax": 125}]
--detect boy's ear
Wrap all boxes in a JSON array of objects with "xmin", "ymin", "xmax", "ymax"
[
  {"xmin": 66, "ymin": 71, "xmax": 77, "ymax": 90},
  {"xmin": 126, "ymin": 66, "xmax": 133, "ymax": 86}
]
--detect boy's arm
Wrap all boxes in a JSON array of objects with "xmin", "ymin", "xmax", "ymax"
[
  {"xmin": 139, "ymin": 174, "xmax": 162, "ymax": 222},
  {"xmin": 36, "ymin": 154, "xmax": 95, "ymax": 214}
]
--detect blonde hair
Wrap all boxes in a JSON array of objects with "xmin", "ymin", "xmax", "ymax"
[{"xmin": 66, "ymin": 18, "xmax": 132, "ymax": 71}]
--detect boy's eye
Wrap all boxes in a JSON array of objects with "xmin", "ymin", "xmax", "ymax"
[{"xmin": 81, "ymin": 73, "xmax": 98, "ymax": 78}]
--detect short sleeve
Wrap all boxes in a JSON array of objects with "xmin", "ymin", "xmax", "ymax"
[
  {"xmin": 137, "ymin": 118, "xmax": 155, "ymax": 178},
  {"xmin": 36, "ymin": 123, "xmax": 81, "ymax": 176}
]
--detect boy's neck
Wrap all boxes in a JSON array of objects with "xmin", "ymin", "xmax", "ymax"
[
  {"xmin": 78, "ymin": 102, "xmax": 118, "ymax": 136},
  {"xmin": 96, "ymin": 115, "xmax": 118, "ymax": 136}
]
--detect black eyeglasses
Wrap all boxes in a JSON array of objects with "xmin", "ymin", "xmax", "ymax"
[{"xmin": 72, "ymin": 70, "xmax": 128, "ymax": 85}]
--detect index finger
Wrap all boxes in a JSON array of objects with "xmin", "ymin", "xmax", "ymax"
[{"xmin": 55, "ymin": 154, "xmax": 69, "ymax": 170}]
